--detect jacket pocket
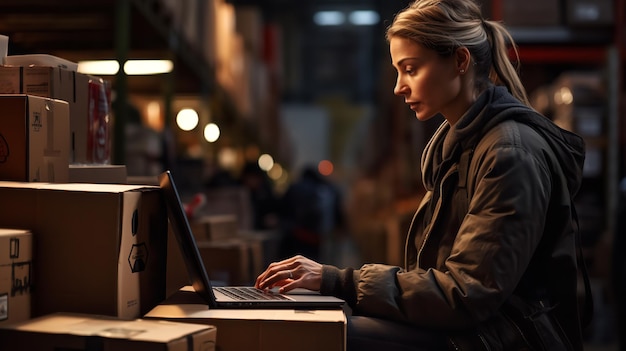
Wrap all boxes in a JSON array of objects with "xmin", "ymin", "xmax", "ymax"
[
  {"xmin": 499, "ymin": 295, "xmax": 573, "ymax": 351},
  {"xmin": 448, "ymin": 296, "xmax": 572, "ymax": 351}
]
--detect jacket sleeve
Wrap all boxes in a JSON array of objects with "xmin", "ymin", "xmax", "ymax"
[{"xmin": 321, "ymin": 130, "xmax": 554, "ymax": 328}]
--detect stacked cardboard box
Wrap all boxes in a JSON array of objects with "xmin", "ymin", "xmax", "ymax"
[
  {"xmin": 167, "ymin": 210, "xmax": 278, "ymax": 297},
  {"xmin": 146, "ymin": 287, "xmax": 346, "ymax": 351},
  {"xmin": 0, "ymin": 182, "xmax": 167, "ymax": 320},
  {"xmin": 0, "ymin": 54, "xmax": 112, "ymax": 166},
  {"xmin": 0, "ymin": 38, "xmax": 123, "ymax": 184},
  {"xmin": 0, "ymin": 94, "xmax": 70, "ymax": 182},
  {"xmin": 0, "ymin": 228, "xmax": 32, "ymax": 326}
]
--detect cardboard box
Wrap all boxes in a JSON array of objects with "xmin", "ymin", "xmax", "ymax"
[
  {"xmin": 146, "ymin": 286, "xmax": 347, "ymax": 351},
  {"xmin": 0, "ymin": 65, "xmax": 107, "ymax": 164},
  {"xmin": 4, "ymin": 54, "xmax": 79, "ymax": 71},
  {"xmin": 69, "ymin": 164, "xmax": 127, "ymax": 184},
  {"xmin": 191, "ymin": 215, "xmax": 238, "ymax": 241},
  {"xmin": 166, "ymin": 233, "xmax": 265, "ymax": 297},
  {"xmin": 0, "ymin": 182, "xmax": 168, "ymax": 319},
  {"xmin": 0, "ymin": 94, "xmax": 70, "ymax": 182},
  {"xmin": 203, "ymin": 187, "xmax": 253, "ymax": 230},
  {"xmin": 0, "ymin": 228, "xmax": 32, "ymax": 326},
  {"xmin": 198, "ymin": 239, "xmax": 251, "ymax": 286},
  {"xmin": 0, "ymin": 312, "xmax": 217, "ymax": 351}
]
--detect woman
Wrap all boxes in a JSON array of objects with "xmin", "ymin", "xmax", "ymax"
[{"xmin": 256, "ymin": 0, "xmax": 587, "ymax": 349}]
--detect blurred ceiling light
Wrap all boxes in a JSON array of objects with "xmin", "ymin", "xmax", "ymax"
[
  {"xmin": 77, "ymin": 60, "xmax": 120, "ymax": 75},
  {"xmin": 258, "ymin": 154, "xmax": 274, "ymax": 172},
  {"xmin": 77, "ymin": 59, "xmax": 173, "ymax": 75},
  {"xmin": 176, "ymin": 108, "xmax": 199, "ymax": 131},
  {"xmin": 204, "ymin": 123, "xmax": 220, "ymax": 143},
  {"xmin": 348, "ymin": 10, "xmax": 379, "ymax": 25},
  {"xmin": 314, "ymin": 11, "xmax": 345, "ymax": 26},
  {"xmin": 124, "ymin": 60, "xmax": 173, "ymax": 75}
]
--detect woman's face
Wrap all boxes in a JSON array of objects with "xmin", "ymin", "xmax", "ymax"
[{"xmin": 390, "ymin": 36, "xmax": 466, "ymax": 124}]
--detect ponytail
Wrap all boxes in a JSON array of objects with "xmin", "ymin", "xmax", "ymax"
[{"xmin": 483, "ymin": 20, "xmax": 530, "ymax": 106}]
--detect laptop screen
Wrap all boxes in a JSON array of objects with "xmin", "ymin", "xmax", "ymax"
[{"xmin": 158, "ymin": 170, "xmax": 218, "ymax": 308}]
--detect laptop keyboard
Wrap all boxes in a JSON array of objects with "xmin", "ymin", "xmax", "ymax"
[{"xmin": 214, "ymin": 287, "xmax": 291, "ymax": 301}]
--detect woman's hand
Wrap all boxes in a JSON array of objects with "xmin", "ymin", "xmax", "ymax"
[{"xmin": 254, "ymin": 255, "xmax": 322, "ymax": 293}]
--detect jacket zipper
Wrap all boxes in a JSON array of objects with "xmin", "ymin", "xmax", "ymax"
[{"xmin": 416, "ymin": 165, "xmax": 457, "ymax": 264}]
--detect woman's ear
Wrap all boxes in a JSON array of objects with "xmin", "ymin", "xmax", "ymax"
[{"xmin": 455, "ymin": 47, "xmax": 471, "ymax": 74}]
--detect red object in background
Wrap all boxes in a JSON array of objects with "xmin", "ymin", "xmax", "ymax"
[
  {"xmin": 184, "ymin": 193, "xmax": 206, "ymax": 220},
  {"xmin": 87, "ymin": 77, "xmax": 111, "ymax": 164}
]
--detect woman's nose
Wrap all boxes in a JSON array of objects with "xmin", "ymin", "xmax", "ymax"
[{"xmin": 394, "ymin": 80, "xmax": 407, "ymax": 96}]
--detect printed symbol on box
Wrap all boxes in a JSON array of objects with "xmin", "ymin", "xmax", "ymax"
[
  {"xmin": 0, "ymin": 134, "xmax": 9, "ymax": 163},
  {"xmin": 98, "ymin": 327, "xmax": 145, "ymax": 338},
  {"xmin": 128, "ymin": 243, "xmax": 148, "ymax": 273},
  {"xmin": 9, "ymin": 238, "xmax": 19, "ymax": 259},
  {"xmin": 44, "ymin": 103, "xmax": 60, "ymax": 158},
  {"xmin": 12, "ymin": 261, "xmax": 32, "ymax": 296},
  {"xmin": 0, "ymin": 294, "xmax": 7, "ymax": 321},
  {"xmin": 131, "ymin": 209, "xmax": 138, "ymax": 237},
  {"xmin": 32, "ymin": 111, "xmax": 42, "ymax": 132}
]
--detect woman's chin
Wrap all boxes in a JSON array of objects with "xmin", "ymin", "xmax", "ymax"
[{"xmin": 415, "ymin": 111, "xmax": 435, "ymax": 121}]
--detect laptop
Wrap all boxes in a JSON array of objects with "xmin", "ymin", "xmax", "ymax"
[{"xmin": 158, "ymin": 170, "xmax": 345, "ymax": 309}]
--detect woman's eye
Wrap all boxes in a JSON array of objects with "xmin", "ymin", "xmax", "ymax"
[{"xmin": 404, "ymin": 66, "xmax": 415, "ymax": 74}]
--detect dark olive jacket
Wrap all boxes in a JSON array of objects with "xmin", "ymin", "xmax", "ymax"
[{"xmin": 320, "ymin": 86, "xmax": 586, "ymax": 349}]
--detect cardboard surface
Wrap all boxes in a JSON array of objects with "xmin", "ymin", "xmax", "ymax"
[
  {"xmin": 0, "ymin": 228, "xmax": 32, "ymax": 326},
  {"xmin": 0, "ymin": 94, "xmax": 69, "ymax": 182},
  {"xmin": 68, "ymin": 164, "xmax": 127, "ymax": 184},
  {"xmin": 145, "ymin": 286, "xmax": 347, "ymax": 351},
  {"xmin": 190, "ymin": 215, "xmax": 238, "ymax": 241},
  {"xmin": 0, "ymin": 312, "xmax": 216, "ymax": 351},
  {"xmin": 0, "ymin": 182, "xmax": 167, "ymax": 319}
]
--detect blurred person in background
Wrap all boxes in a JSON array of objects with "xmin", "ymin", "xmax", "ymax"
[
  {"xmin": 278, "ymin": 166, "xmax": 345, "ymax": 262},
  {"xmin": 239, "ymin": 161, "xmax": 280, "ymax": 231}
]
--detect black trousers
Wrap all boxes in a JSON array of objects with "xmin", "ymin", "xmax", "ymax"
[{"xmin": 347, "ymin": 316, "xmax": 449, "ymax": 351}]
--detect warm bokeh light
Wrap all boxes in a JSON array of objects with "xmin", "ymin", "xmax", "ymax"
[
  {"xmin": 318, "ymin": 159, "xmax": 334, "ymax": 176},
  {"xmin": 218, "ymin": 147, "xmax": 238, "ymax": 170},
  {"xmin": 145, "ymin": 101, "xmax": 162, "ymax": 130},
  {"xmin": 554, "ymin": 86, "xmax": 574, "ymax": 105},
  {"xmin": 176, "ymin": 108, "xmax": 199, "ymax": 131},
  {"xmin": 77, "ymin": 60, "xmax": 120, "ymax": 75},
  {"xmin": 123, "ymin": 60, "xmax": 173, "ymax": 75},
  {"xmin": 258, "ymin": 154, "xmax": 274, "ymax": 171},
  {"xmin": 78, "ymin": 59, "xmax": 174, "ymax": 75},
  {"xmin": 268, "ymin": 163, "xmax": 284, "ymax": 180},
  {"xmin": 204, "ymin": 123, "xmax": 220, "ymax": 143}
]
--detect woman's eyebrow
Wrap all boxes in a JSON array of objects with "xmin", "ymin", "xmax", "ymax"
[{"xmin": 394, "ymin": 56, "xmax": 419, "ymax": 67}]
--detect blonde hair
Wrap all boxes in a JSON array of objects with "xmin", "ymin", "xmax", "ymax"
[{"xmin": 386, "ymin": 0, "xmax": 530, "ymax": 106}]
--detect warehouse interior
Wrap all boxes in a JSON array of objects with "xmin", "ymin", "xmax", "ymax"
[{"xmin": 0, "ymin": 0, "xmax": 623, "ymax": 349}]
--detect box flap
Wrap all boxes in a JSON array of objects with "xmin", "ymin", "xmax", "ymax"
[
  {"xmin": 0, "ymin": 181, "xmax": 156, "ymax": 193},
  {"xmin": 9, "ymin": 313, "xmax": 214, "ymax": 343}
]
